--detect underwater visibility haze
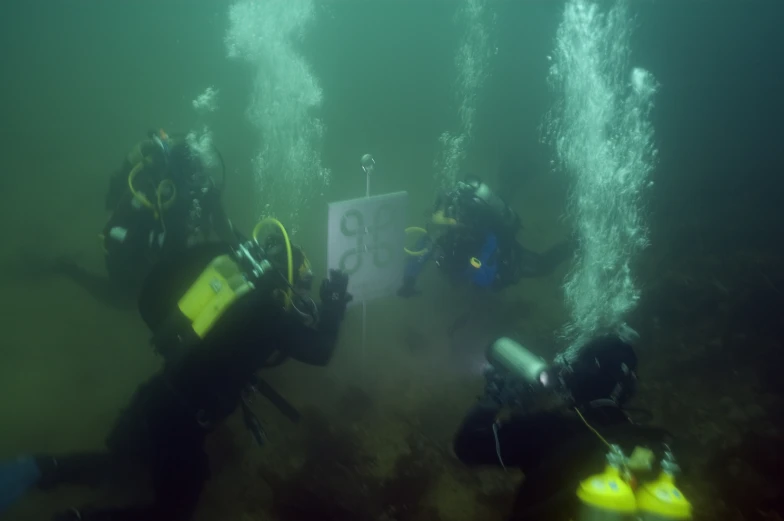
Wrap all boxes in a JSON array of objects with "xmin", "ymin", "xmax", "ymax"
[{"xmin": 0, "ymin": 1, "xmax": 783, "ymax": 520}]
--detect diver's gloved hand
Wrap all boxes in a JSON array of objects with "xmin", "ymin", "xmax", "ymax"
[
  {"xmin": 320, "ymin": 269, "xmax": 352, "ymax": 311},
  {"xmin": 396, "ymin": 275, "xmax": 420, "ymax": 298}
]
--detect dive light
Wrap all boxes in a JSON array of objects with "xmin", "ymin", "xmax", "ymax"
[{"xmin": 486, "ymin": 337, "xmax": 552, "ymax": 387}]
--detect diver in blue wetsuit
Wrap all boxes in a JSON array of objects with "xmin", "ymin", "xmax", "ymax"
[{"xmin": 398, "ymin": 177, "xmax": 572, "ymax": 297}]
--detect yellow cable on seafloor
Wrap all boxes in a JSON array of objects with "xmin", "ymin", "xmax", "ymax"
[
  {"xmin": 404, "ymin": 227, "xmax": 430, "ymax": 256},
  {"xmin": 253, "ymin": 217, "xmax": 293, "ymax": 309}
]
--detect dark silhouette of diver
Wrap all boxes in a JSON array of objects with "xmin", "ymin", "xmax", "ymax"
[
  {"xmin": 0, "ymin": 226, "xmax": 352, "ymax": 521},
  {"xmin": 398, "ymin": 177, "xmax": 572, "ymax": 336},
  {"xmin": 454, "ymin": 336, "xmax": 682, "ymax": 520},
  {"xmin": 398, "ymin": 176, "xmax": 572, "ymax": 297},
  {"xmin": 55, "ymin": 129, "xmax": 235, "ymax": 309}
]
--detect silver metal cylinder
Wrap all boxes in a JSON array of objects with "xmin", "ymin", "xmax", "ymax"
[{"xmin": 486, "ymin": 337, "xmax": 549, "ymax": 386}]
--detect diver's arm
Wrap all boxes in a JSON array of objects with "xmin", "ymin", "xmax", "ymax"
[
  {"xmin": 284, "ymin": 270, "xmax": 351, "ymax": 366},
  {"xmin": 431, "ymin": 210, "xmax": 458, "ymax": 226},
  {"xmin": 284, "ymin": 305, "xmax": 342, "ymax": 366},
  {"xmin": 453, "ymin": 397, "xmax": 506, "ymax": 466},
  {"xmin": 431, "ymin": 192, "xmax": 458, "ymax": 227}
]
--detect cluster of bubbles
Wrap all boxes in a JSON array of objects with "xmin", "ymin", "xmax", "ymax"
[
  {"xmin": 186, "ymin": 126, "xmax": 219, "ymax": 170},
  {"xmin": 547, "ymin": 0, "xmax": 659, "ymax": 360},
  {"xmin": 434, "ymin": 0, "xmax": 494, "ymax": 192},
  {"xmin": 192, "ymin": 86, "xmax": 219, "ymax": 114},
  {"xmin": 187, "ymin": 86, "xmax": 220, "ymax": 170},
  {"xmin": 225, "ymin": 0, "xmax": 329, "ymax": 231}
]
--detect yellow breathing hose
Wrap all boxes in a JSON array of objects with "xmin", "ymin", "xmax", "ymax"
[
  {"xmin": 128, "ymin": 160, "xmax": 177, "ymax": 228},
  {"xmin": 252, "ymin": 217, "xmax": 293, "ymax": 309},
  {"xmin": 404, "ymin": 227, "xmax": 430, "ymax": 256}
]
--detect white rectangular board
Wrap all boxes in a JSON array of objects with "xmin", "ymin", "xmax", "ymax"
[{"xmin": 327, "ymin": 191, "xmax": 408, "ymax": 304}]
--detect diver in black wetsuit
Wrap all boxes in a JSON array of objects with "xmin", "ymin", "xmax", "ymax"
[
  {"xmin": 0, "ymin": 229, "xmax": 352, "ymax": 521},
  {"xmin": 55, "ymin": 130, "xmax": 235, "ymax": 308},
  {"xmin": 398, "ymin": 177, "xmax": 572, "ymax": 297},
  {"xmin": 453, "ymin": 336, "xmax": 675, "ymax": 520}
]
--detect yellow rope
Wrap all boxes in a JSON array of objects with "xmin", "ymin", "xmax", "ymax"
[{"xmin": 574, "ymin": 407, "xmax": 612, "ymax": 449}]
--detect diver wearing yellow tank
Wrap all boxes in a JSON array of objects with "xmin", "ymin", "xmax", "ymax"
[{"xmin": 2, "ymin": 221, "xmax": 353, "ymax": 521}]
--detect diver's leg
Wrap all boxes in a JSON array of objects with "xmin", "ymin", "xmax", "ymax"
[
  {"xmin": 514, "ymin": 240, "xmax": 574, "ymax": 279},
  {"xmin": 53, "ymin": 257, "xmax": 135, "ymax": 309},
  {"xmin": 36, "ymin": 453, "xmax": 119, "ymax": 490},
  {"xmin": 0, "ymin": 456, "xmax": 41, "ymax": 515},
  {"xmin": 63, "ymin": 426, "xmax": 208, "ymax": 521},
  {"xmin": 54, "ymin": 382, "xmax": 209, "ymax": 521},
  {"xmin": 103, "ymin": 246, "xmax": 149, "ymax": 301},
  {"xmin": 147, "ymin": 434, "xmax": 209, "ymax": 521},
  {"xmin": 59, "ymin": 458, "xmax": 206, "ymax": 521},
  {"xmin": 0, "ymin": 452, "xmax": 135, "ymax": 517},
  {"xmin": 539, "ymin": 240, "xmax": 574, "ymax": 275},
  {"xmin": 398, "ymin": 235, "xmax": 435, "ymax": 297},
  {"xmin": 65, "ymin": 221, "xmax": 152, "ymax": 308}
]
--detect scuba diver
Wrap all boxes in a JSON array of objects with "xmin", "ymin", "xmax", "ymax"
[
  {"xmin": 453, "ymin": 336, "xmax": 692, "ymax": 520},
  {"xmin": 398, "ymin": 176, "xmax": 572, "ymax": 297},
  {"xmin": 0, "ymin": 221, "xmax": 352, "ymax": 521},
  {"xmin": 55, "ymin": 129, "xmax": 236, "ymax": 307}
]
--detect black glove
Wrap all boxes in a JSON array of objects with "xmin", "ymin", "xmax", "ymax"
[{"xmin": 320, "ymin": 269, "xmax": 352, "ymax": 309}]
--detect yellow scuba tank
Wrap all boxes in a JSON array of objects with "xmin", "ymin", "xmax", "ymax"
[
  {"xmin": 571, "ymin": 408, "xmax": 693, "ymax": 521},
  {"xmin": 576, "ymin": 446, "xmax": 636, "ymax": 521},
  {"xmin": 636, "ymin": 451, "xmax": 692, "ymax": 520},
  {"xmin": 177, "ymin": 254, "xmax": 258, "ymax": 339},
  {"xmin": 172, "ymin": 218, "xmax": 294, "ymax": 341}
]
